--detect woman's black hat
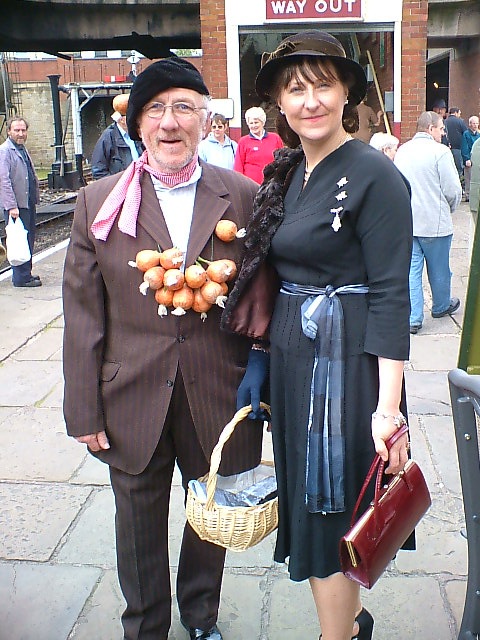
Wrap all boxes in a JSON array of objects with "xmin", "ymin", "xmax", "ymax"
[{"xmin": 255, "ymin": 30, "xmax": 367, "ymax": 106}]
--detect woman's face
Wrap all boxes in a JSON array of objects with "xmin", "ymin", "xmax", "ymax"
[
  {"xmin": 277, "ymin": 61, "xmax": 348, "ymax": 147},
  {"xmin": 246, "ymin": 117, "xmax": 265, "ymax": 137},
  {"xmin": 383, "ymin": 145, "xmax": 398, "ymax": 161},
  {"xmin": 211, "ymin": 120, "xmax": 226, "ymax": 141}
]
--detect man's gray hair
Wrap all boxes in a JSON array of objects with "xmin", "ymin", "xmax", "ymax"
[{"xmin": 417, "ymin": 111, "xmax": 441, "ymax": 133}]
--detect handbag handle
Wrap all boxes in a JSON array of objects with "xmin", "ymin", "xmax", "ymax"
[
  {"xmin": 349, "ymin": 423, "xmax": 409, "ymax": 527},
  {"xmin": 204, "ymin": 403, "xmax": 271, "ymax": 510}
]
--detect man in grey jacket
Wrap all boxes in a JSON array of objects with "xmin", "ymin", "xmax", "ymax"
[
  {"xmin": 395, "ymin": 111, "xmax": 462, "ymax": 334},
  {"xmin": 0, "ymin": 117, "xmax": 41, "ymax": 287}
]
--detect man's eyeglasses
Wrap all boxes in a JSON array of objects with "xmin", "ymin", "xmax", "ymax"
[{"xmin": 143, "ymin": 102, "xmax": 206, "ymax": 119}]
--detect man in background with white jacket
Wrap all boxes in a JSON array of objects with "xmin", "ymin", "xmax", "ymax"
[{"xmin": 395, "ymin": 110, "xmax": 462, "ymax": 334}]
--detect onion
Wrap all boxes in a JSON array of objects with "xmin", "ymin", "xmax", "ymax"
[
  {"xmin": 163, "ymin": 269, "xmax": 185, "ymax": 291},
  {"xmin": 206, "ymin": 259, "xmax": 237, "ymax": 283},
  {"xmin": 185, "ymin": 264, "xmax": 208, "ymax": 289},
  {"xmin": 112, "ymin": 93, "xmax": 129, "ymax": 115},
  {"xmin": 215, "ymin": 220, "xmax": 247, "ymax": 242},
  {"xmin": 139, "ymin": 266, "xmax": 165, "ymax": 295},
  {"xmin": 154, "ymin": 287, "xmax": 174, "ymax": 306},
  {"xmin": 160, "ymin": 247, "xmax": 184, "ymax": 270},
  {"xmin": 192, "ymin": 289, "xmax": 212, "ymax": 313},
  {"xmin": 200, "ymin": 280, "xmax": 224, "ymax": 304},
  {"xmin": 215, "ymin": 220, "xmax": 238, "ymax": 242},
  {"xmin": 128, "ymin": 249, "xmax": 162, "ymax": 272},
  {"xmin": 172, "ymin": 285, "xmax": 195, "ymax": 311}
]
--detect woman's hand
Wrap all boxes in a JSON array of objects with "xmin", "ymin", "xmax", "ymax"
[{"xmin": 371, "ymin": 413, "xmax": 409, "ymax": 475}]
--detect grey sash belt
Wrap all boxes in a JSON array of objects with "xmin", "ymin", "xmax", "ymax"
[{"xmin": 280, "ymin": 281, "xmax": 369, "ymax": 514}]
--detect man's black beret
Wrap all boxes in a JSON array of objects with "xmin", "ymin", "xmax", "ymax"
[{"xmin": 126, "ymin": 57, "xmax": 210, "ymax": 140}]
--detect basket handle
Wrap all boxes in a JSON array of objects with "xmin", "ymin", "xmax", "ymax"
[{"xmin": 204, "ymin": 403, "xmax": 271, "ymax": 510}]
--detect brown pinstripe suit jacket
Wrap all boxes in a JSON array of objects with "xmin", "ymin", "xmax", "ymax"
[{"xmin": 62, "ymin": 162, "xmax": 263, "ymax": 475}]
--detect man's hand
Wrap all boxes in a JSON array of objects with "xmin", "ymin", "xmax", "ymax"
[
  {"xmin": 75, "ymin": 431, "xmax": 110, "ymax": 451},
  {"xmin": 466, "ymin": 160, "xmax": 472, "ymax": 168},
  {"xmin": 8, "ymin": 207, "xmax": 19, "ymax": 219}
]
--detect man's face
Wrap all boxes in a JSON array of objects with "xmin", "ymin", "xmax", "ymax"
[
  {"xmin": 469, "ymin": 117, "xmax": 479, "ymax": 133},
  {"xmin": 8, "ymin": 120, "xmax": 28, "ymax": 145},
  {"xmin": 429, "ymin": 118, "xmax": 445, "ymax": 143},
  {"xmin": 136, "ymin": 87, "xmax": 208, "ymax": 173}
]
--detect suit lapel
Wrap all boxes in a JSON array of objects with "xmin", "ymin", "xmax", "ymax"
[
  {"xmin": 185, "ymin": 166, "xmax": 231, "ymax": 266},
  {"xmin": 135, "ymin": 165, "xmax": 232, "ymax": 266},
  {"xmin": 136, "ymin": 173, "xmax": 173, "ymax": 251}
]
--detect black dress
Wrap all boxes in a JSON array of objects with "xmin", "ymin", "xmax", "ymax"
[{"xmin": 267, "ymin": 139, "xmax": 412, "ymax": 581}]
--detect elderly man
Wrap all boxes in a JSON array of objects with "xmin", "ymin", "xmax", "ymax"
[
  {"xmin": 0, "ymin": 116, "xmax": 41, "ymax": 287},
  {"xmin": 461, "ymin": 115, "xmax": 480, "ymax": 202},
  {"xmin": 62, "ymin": 57, "xmax": 265, "ymax": 640},
  {"xmin": 91, "ymin": 95, "xmax": 144, "ymax": 180},
  {"xmin": 394, "ymin": 111, "xmax": 462, "ymax": 334}
]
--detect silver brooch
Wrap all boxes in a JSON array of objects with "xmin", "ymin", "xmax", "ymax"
[{"xmin": 330, "ymin": 207, "xmax": 343, "ymax": 232}]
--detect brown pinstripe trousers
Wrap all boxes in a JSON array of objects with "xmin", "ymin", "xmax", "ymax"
[{"xmin": 110, "ymin": 371, "xmax": 226, "ymax": 640}]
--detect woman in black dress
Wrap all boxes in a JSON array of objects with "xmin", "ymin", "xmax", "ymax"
[{"xmin": 222, "ymin": 30, "xmax": 412, "ymax": 640}]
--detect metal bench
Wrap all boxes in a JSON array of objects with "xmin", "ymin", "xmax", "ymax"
[{"xmin": 448, "ymin": 367, "xmax": 480, "ymax": 639}]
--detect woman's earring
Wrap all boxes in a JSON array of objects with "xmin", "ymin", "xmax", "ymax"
[
  {"xmin": 279, "ymin": 108, "xmax": 285, "ymax": 115},
  {"xmin": 344, "ymin": 99, "xmax": 349, "ymax": 105}
]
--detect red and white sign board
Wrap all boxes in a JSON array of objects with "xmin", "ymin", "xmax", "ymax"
[{"xmin": 266, "ymin": 0, "xmax": 363, "ymax": 21}]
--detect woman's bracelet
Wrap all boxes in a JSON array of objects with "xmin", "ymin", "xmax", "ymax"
[
  {"xmin": 371, "ymin": 411, "xmax": 407, "ymax": 428},
  {"xmin": 252, "ymin": 343, "xmax": 269, "ymax": 354}
]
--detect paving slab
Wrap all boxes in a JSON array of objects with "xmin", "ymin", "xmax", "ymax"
[
  {"xmin": 0, "ymin": 204, "xmax": 475, "ymax": 639},
  {"xmin": 0, "ymin": 482, "xmax": 92, "ymax": 561},
  {"xmin": 0, "ymin": 562, "xmax": 101, "ymax": 640},
  {"xmin": 0, "ymin": 406, "xmax": 85, "ymax": 481}
]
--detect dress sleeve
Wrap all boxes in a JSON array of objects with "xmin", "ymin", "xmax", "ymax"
[{"xmin": 353, "ymin": 158, "xmax": 413, "ymax": 360}]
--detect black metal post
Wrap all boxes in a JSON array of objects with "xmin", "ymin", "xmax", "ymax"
[{"xmin": 47, "ymin": 74, "xmax": 82, "ymax": 189}]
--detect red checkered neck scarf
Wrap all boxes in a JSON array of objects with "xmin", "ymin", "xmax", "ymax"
[{"xmin": 91, "ymin": 150, "xmax": 199, "ymax": 241}]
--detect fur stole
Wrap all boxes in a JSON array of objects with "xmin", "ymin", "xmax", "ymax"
[{"xmin": 221, "ymin": 145, "xmax": 304, "ymax": 332}]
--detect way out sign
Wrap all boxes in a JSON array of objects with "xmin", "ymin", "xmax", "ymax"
[{"xmin": 266, "ymin": 0, "xmax": 362, "ymax": 20}]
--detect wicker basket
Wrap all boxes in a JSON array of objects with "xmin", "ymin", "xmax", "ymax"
[{"xmin": 186, "ymin": 403, "xmax": 278, "ymax": 552}]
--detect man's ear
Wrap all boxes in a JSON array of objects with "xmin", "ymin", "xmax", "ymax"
[{"xmin": 202, "ymin": 113, "xmax": 212, "ymax": 140}]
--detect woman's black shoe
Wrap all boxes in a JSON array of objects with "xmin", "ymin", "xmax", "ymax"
[{"xmin": 352, "ymin": 608, "xmax": 374, "ymax": 639}]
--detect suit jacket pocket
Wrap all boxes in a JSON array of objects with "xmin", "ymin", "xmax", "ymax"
[{"xmin": 100, "ymin": 361, "xmax": 121, "ymax": 382}]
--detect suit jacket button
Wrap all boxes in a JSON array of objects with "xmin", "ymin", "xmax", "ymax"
[
  {"xmin": 166, "ymin": 379, "xmax": 174, "ymax": 387},
  {"xmin": 178, "ymin": 335, "xmax": 185, "ymax": 343}
]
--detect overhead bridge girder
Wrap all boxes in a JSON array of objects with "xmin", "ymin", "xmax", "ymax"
[
  {"xmin": 1, "ymin": 0, "xmax": 201, "ymax": 59},
  {"xmin": 428, "ymin": 0, "xmax": 480, "ymax": 48}
]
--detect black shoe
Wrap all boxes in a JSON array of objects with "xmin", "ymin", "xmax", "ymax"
[
  {"xmin": 432, "ymin": 297, "xmax": 460, "ymax": 318},
  {"xmin": 13, "ymin": 277, "xmax": 42, "ymax": 288},
  {"xmin": 352, "ymin": 608, "xmax": 374, "ymax": 639},
  {"xmin": 181, "ymin": 620, "xmax": 223, "ymax": 640},
  {"xmin": 410, "ymin": 324, "xmax": 422, "ymax": 334},
  {"xmin": 319, "ymin": 609, "xmax": 374, "ymax": 640}
]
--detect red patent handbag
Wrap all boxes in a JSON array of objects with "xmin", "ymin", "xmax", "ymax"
[{"xmin": 339, "ymin": 424, "xmax": 431, "ymax": 589}]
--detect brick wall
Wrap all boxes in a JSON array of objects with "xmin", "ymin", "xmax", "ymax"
[
  {"xmin": 199, "ymin": 0, "xmax": 228, "ymax": 100},
  {"xmin": 401, "ymin": 0, "xmax": 429, "ymax": 141},
  {"xmin": 450, "ymin": 49, "xmax": 480, "ymax": 122},
  {"xmin": 3, "ymin": 82, "xmax": 74, "ymax": 170}
]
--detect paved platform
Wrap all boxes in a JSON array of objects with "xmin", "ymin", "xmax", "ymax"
[{"xmin": 0, "ymin": 204, "xmax": 474, "ymax": 639}]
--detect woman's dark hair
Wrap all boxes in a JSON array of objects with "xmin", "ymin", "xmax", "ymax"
[
  {"xmin": 268, "ymin": 57, "xmax": 359, "ymax": 147},
  {"xmin": 211, "ymin": 113, "xmax": 228, "ymax": 126}
]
